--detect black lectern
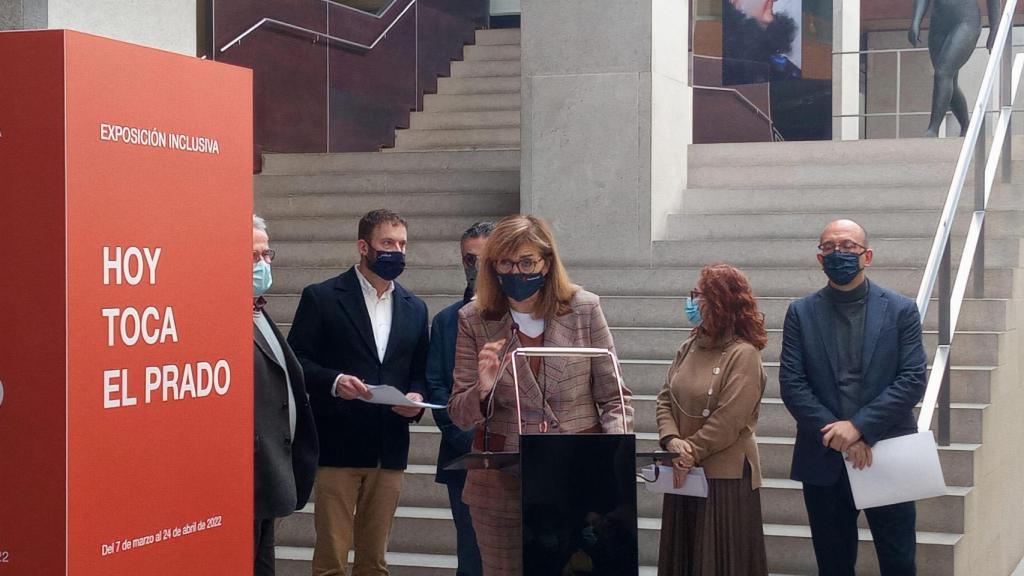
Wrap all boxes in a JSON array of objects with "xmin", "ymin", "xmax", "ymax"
[
  {"xmin": 521, "ymin": 432, "xmax": 638, "ymax": 575},
  {"xmin": 446, "ymin": 347, "xmax": 641, "ymax": 575}
]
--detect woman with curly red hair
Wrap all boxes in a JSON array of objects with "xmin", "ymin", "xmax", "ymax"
[{"xmin": 655, "ymin": 263, "xmax": 769, "ymax": 575}]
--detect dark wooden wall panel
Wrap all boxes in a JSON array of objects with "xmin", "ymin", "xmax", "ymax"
[{"xmin": 211, "ymin": 0, "xmax": 489, "ymax": 165}]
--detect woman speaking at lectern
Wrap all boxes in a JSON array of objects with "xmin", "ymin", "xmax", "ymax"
[
  {"xmin": 656, "ymin": 263, "xmax": 768, "ymax": 575},
  {"xmin": 448, "ymin": 214, "xmax": 633, "ymax": 576}
]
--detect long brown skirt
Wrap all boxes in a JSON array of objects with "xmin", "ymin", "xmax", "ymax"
[{"xmin": 657, "ymin": 468, "xmax": 768, "ymax": 576}]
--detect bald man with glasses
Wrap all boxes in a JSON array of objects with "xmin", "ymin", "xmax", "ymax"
[{"xmin": 780, "ymin": 219, "xmax": 926, "ymax": 575}]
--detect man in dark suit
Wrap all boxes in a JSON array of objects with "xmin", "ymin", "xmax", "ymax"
[
  {"xmin": 425, "ymin": 221, "xmax": 492, "ymax": 576},
  {"xmin": 252, "ymin": 215, "xmax": 319, "ymax": 576},
  {"xmin": 288, "ymin": 209, "xmax": 429, "ymax": 576},
  {"xmin": 780, "ymin": 219, "xmax": 927, "ymax": 575}
]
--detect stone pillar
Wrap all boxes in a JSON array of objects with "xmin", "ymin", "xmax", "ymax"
[
  {"xmin": 833, "ymin": 0, "xmax": 861, "ymax": 140},
  {"xmin": 520, "ymin": 0, "xmax": 691, "ymax": 265}
]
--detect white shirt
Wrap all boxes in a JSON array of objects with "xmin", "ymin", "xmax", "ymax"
[
  {"xmin": 511, "ymin": 309, "xmax": 545, "ymax": 338},
  {"xmin": 354, "ymin": 264, "xmax": 394, "ymax": 363}
]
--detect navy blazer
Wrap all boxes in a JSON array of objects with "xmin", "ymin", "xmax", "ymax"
[
  {"xmin": 287, "ymin": 267, "xmax": 429, "ymax": 470},
  {"xmin": 425, "ymin": 299, "xmax": 475, "ymax": 484},
  {"xmin": 779, "ymin": 280, "xmax": 927, "ymax": 486}
]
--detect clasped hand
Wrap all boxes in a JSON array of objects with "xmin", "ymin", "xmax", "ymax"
[
  {"xmin": 821, "ymin": 420, "xmax": 872, "ymax": 469},
  {"xmin": 666, "ymin": 438, "xmax": 696, "ymax": 489}
]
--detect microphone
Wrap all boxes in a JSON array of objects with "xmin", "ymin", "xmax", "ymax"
[{"xmin": 483, "ymin": 321, "xmax": 519, "ymax": 454}]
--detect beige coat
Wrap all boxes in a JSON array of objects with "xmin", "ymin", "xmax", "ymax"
[{"xmin": 656, "ymin": 334, "xmax": 766, "ymax": 489}]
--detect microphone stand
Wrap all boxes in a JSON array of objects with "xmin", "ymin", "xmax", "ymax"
[{"xmin": 483, "ymin": 322, "xmax": 519, "ymax": 455}]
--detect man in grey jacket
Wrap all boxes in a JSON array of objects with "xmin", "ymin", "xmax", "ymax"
[{"xmin": 252, "ymin": 215, "xmax": 319, "ymax": 575}]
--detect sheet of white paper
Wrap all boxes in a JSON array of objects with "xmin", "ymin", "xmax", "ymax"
[
  {"xmin": 844, "ymin": 430, "xmax": 947, "ymax": 510},
  {"xmin": 641, "ymin": 465, "xmax": 709, "ymax": 498},
  {"xmin": 362, "ymin": 384, "xmax": 445, "ymax": 409}
]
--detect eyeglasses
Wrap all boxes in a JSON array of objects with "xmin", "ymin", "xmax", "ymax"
[
  {"xmin": 462, "ymin": 253, "xmax": 479, "ymax": 268},
  {"xmin": 253, "ymin": 249, "xmax": 276, "ymax": 264},
  {"xmin": 817, "ymin": 240, "xmax": 866, "ymax": 255},
  {"xmin": 689, "ymin": 290, "xmax": 702, "ymax": 300},
  {"xmin": 495, "ymin": 256, "xmax": 544, "ymax": 274}
]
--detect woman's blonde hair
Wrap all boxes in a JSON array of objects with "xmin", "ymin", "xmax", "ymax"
[{"xmin": 475, "ymin": 214, "xmax": 579, "ymax": 319}]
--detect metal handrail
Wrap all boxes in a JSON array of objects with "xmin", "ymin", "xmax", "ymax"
[
  {"xmin": 219, "ymin": 0, "xmax": 415, "ymax": 53},
  {"xmin": 830, "ymin": 44, "xmax": 1024, "ymax": 138},
  {"xmin": 914, "ymin": 0, "xmax": 1022, "ymax": 444},
  {"xmin": 691, "ymin": 84, "xmax": 784, "ymax": 141}
]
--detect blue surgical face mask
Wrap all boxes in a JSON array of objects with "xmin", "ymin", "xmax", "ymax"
[
  {"xmin": 498, "ymin": 272, "xmax": 545, "ymax": 302},
  {"xmin": 685, "ymin": 296, "xmax": 702, "ymax": 326},
  {"xmin": 368, "ymin": 248, "xmax": 406, "ymax": 281},
  {"xmin": 822, "ymin": 250, "xmax": 862, "ymax": 286},
  {"xmin": 253, "ymin": 260, "xmax": 273, "ymax": 297}
]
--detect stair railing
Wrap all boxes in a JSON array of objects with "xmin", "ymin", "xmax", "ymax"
[
  {"xmin": 915, "ymin": 0, "xmax": 1022, "ymax": 446},
  {"xmin": 219, "ymin": 0, "xmax": 416, "ymax": 54}
]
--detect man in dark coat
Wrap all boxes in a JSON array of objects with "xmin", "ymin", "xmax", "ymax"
[
  {"xmin": 425, "ymin": 221, "xmax": 493, "ymax": 576},
  {"xmin": 288, "ymin": 209, "xmax": 429, "ymax": 576},
  {"xmin": 252, "ymin": 215, "xmax": 318, "ymax": 576}
]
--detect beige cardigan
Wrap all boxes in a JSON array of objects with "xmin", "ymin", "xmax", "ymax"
[{"xmin": 656, "ymin": 333, "xmax": 766, "ymax": 489}]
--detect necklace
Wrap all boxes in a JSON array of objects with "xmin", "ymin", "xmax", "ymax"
[{"xmin": 669, "ymin": 339, "xmax": 734, "ymax": 419}]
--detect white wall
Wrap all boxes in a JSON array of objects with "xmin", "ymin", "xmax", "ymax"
[
  {"xmin": 1, "ymin": 0, "xmax": 197, "ymax": 56},
  {"xmin": 491, "ymin": 0, "xmax": 521, "ymax": 16}
]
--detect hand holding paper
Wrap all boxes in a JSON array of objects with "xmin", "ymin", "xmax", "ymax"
[
  {"xmin": 361, "ymin": 384, "xmax": 445, "ymax": 410},
  {"xmin": 392, "ymin": 392, "xmax": 425, "ymax": 418}
]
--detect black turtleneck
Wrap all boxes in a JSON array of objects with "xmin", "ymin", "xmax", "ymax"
[{"xmin": 824, "ymin": 279, "xmax": 870, "ymax": 419}]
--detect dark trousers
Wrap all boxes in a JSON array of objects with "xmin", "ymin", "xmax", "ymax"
[
  {"xmin": 254, "ymin": 517, "xmax": 276, "ymax": 576},
  {"xmin": 447, "ymin": 476, "xmax": 483, "ymax": 576},
  {"xmin": 802, "ymin": 467, "xmax": 917, "ymax": 576}
]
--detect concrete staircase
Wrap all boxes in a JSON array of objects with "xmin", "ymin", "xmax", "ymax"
[
  {"xmin": 391, "ymin": 28, "xmax": 521, "ymax": 152},
  {"xmin": 254, "ymin": 25, "xmax": 1024, "ymax": 575}
]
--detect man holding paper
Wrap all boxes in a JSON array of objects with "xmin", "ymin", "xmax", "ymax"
[
  {"xmin": 288, "ymin": 209, "xmax": 430, "ymax": 576},
  {"xmin": 780, "ymin": 219, "xmax": 927, "ymax": 575}
]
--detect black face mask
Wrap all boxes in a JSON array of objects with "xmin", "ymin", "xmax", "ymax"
[{"xmin": 367, "ymin": 247, "xmax": 406, "ymax": 281}]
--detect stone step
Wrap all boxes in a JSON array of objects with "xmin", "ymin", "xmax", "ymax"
[
  {"xmin": 409, "ymin": 110, "xmax": 520, "ymax": 130},
  {"xmin": 274, "ymin": 549, "xmax": 667, "ymax": 576},
  {"xmin": 256, "ymin": 192, "xmax": 518, "ymax": 219},
  {"xmin": 651, "ymin": 237, "xmax": 1024, "ymax": 269},
  {"xmin": 262, "ymin": 216, "xmax": 505, "ymax": 242},
  {"xmin": 621, "ymin": 395, "xmax": 985, "ymax": 444},
  {"xmin": 261, "ymin": 149, "xmax": 520, "ymax": 175},
  {"xmin": 393, "ymin": 127, "xmax": 521, "ymax": 151},
  {"xmin": 687, "ymin": 136, "xmax": 1024, "ymax": 167},
  {"xmin": 275, "ymin": 505, "xmax": 960, "ymax": 574},
  {"xmin": 267, "ymin": 265, "xmax": 1020, "ymax": 300},
  {"xmin": 605, "ymin": 326, "xmax": 1003, "ymax": 367},
  {"xmin": 673, "ymin": 185, "xmax": 1018, "ymax": 214},
  {"xmin": 255, "ymin": 170, "xmax": 519, "ymax": 196},
  {"xmin": 390, "ymin": 466, "xmax": 969, "ymax": 534},
  {"xmin": 615, "ymin": 360, "xmax": 994, "ymax": 404},
  {"xmin": 262, "ymin": 291, "xmax": 1007, "ymax": 332},
  {"xmin": 264, "ymin": 293, "xmax": 1008, "ymax": 333},
  {"xmin": 435, "ymin": 76, "xmax": 521, "ymax": 95},
  {"xmin": 664, "ymin": 210, "xmax": 1024, "ymax": 241},
  {"xmin": 402, "ymin": 428, "xmax": 979, "ymax": 488},
  {"xmin": 449, "ymin": 59, "xmax": 521, "ymax": 78},
  {"xmin": 462, "ymin": 44, "xmax": 521, "ymax": 62},
  {"xmin": 271, "ymin": 319, "xmax": 1003, "ymax": 367},
  {"xmin": 688, "ymin": 162, "xmax": 1024, "ymax": 189},
  {"xmin": 474, "ymin": 28, "xmax": 521, "ymax": 46},
  {"xmin": 422, "ymin": 92, "xmax": 521, "ymax": 113},
  {"xmin": 272, "ymin": 240, "xmax": 459, "ymax": 268}
]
